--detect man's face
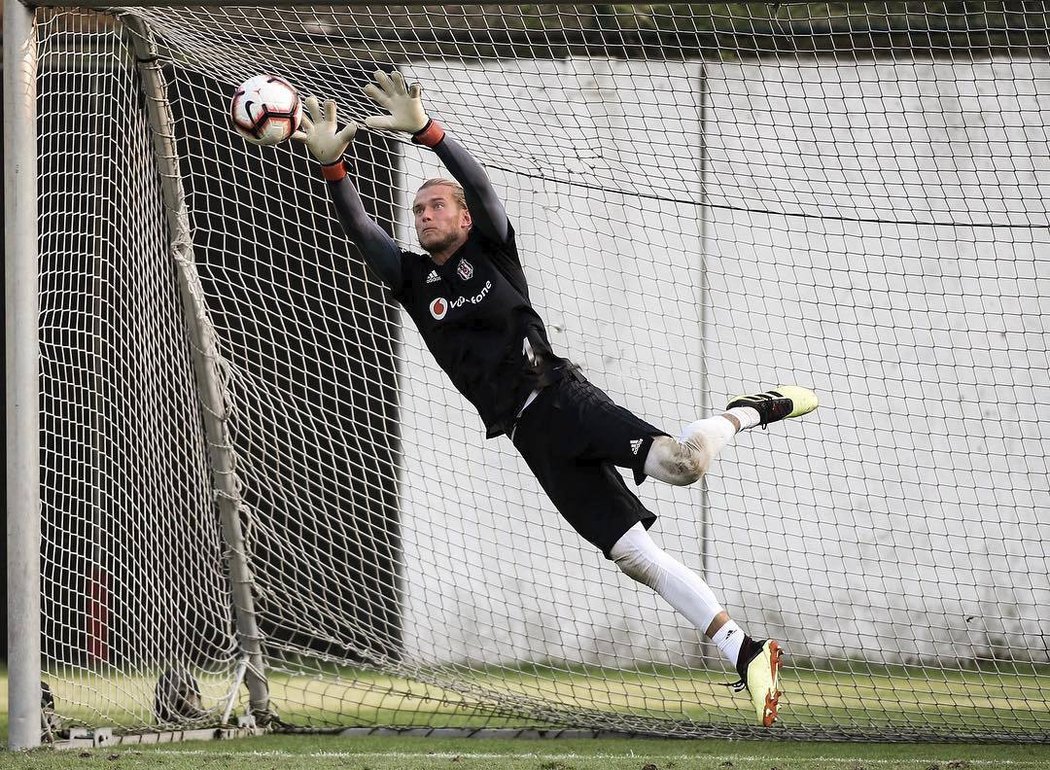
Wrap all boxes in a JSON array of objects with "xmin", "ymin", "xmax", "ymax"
[{"xmin": 413, "ymin": 185, "xmax": 472, "ymax": 256}]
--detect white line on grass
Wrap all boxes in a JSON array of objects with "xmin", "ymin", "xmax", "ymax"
[{"xmin": 139, "ymin": 749, "xmax": 1046, "ymax": 766}]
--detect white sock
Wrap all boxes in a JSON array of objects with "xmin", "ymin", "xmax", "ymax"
[
  {"xmin": 711, "ymin": 619, "xmax": 745, "ymax": 666},
  {"xmin": 677, "ymin": 414, "xmax": 737, "ymax": 457},
  {"xmin": 609, "ymin": 524, "xmax": 724, "ymax": 636},
  {"xmin": 726, "ymin": 406, "xmax": 761, "ymax": 431}
]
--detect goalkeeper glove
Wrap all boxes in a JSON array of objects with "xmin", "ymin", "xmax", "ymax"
[
  {"xmin": 292, "ymin": 96, "xmax": 358, "ymax": 178},
  {"xmin": 363, "ymin": 70, "xmax": 445, "ymax": 147}
]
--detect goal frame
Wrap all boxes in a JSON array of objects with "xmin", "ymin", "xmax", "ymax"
[{"xmin": 8, "ymin": 0, "xmax": 1049, "ymax": 751}]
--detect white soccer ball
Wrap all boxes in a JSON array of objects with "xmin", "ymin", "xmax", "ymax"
[{"xmin": 230, "ymin": 75, "xmax": 303, "ymax": 146}]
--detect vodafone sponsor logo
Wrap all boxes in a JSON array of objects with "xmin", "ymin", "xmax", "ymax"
[
  {"xmin": 428, "ymin": 280, "xmax": 493, "ymax": 321},
  {"xmin": 429, "ymin": 297, "xmax": 448, "ymax": 320}
]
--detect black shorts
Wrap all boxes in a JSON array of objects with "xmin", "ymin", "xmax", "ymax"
[{"xmin": 509, "ymin": 375, "xmax": 668, "ymax": 558}]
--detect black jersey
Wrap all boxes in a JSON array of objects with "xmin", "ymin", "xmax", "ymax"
[{"xmin": 392, "ymin": 225, "xmax": 571, "ymax": 438}]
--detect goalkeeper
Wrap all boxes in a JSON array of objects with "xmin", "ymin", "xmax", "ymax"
[{"xmin": 294, "ymin": 70, "xmax": 818, "ymax": 728}]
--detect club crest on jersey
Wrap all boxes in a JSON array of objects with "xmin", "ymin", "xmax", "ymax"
[
  {"xmin": 429, "ymin": 297, "xmax": 448, "ymax": 320},
  {"xmin": 456, "ymin": 259, "xmax": 474, "ymax": 281}
]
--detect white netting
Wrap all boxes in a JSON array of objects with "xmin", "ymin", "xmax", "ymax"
[{"xmin": 35, "ymin": 3, "xmax": 1049, "ymax": 741}]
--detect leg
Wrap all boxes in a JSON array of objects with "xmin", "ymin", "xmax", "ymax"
[
  {"xmin": 643, "ymin": 385, "xmax": 819, "ymax": 486},
  {"xmin": 642, "ymin": 416, "xmax": 738, "ymax": 485},
  {"xmin": 511, "ymin": 379, "xmax": 786, "ymax": 723},
  {"xmin": 608, "ymin": 522, "xmax": 727, "ymax": 634},
  {"xmin": 609, "ymin": 523, "xmax": 784, "ymax": 726}
]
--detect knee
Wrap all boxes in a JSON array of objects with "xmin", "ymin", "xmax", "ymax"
[
  {"xmin": 609, "ymin": 524, "xmax": 665, "ymax": 589},
  {"xmin": 612, "ymin": 544, "xmax": 660, "ymax": 588},
  {"xmin": 646, "ymin": 437, "xmax": 708, "ymax": 486}
]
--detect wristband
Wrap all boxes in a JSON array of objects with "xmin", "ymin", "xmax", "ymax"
[
  {"xmin": 321, "ymin": 160, "xmax": 347, "ymax": 182},
  {"xmin": 411, "ymin": 119, "xmax": 445, "ymax": 148}
]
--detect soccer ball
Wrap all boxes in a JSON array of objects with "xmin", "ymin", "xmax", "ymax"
[{"xmin": 230, "ymin": 75, "xmax": 303, "ymax": 146}]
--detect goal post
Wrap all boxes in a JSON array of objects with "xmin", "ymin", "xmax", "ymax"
[
  {"xmin": 5, "ymin": 0, "xmax": 41, "ymax": 752},
  {"xmin": 7, "ymin": 1, "xmax": 1050, "ymax": 749}
]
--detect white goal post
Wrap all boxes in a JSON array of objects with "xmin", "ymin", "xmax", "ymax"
[
  {"xmin": 6, "ymin": 0, "xmax": 1050, "ymax": 751},
  {"xmin": 7, "ymin": 0, "xmax": 41, "ymax": 751}
]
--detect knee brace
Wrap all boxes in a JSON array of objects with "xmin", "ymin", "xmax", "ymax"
[{"xmin": 643, "ymin": 437, "xmax": 706, "ymax": 486}]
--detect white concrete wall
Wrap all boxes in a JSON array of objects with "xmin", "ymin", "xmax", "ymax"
[
  {"xmin": 388, "ymin": 58, "xmax": 1049, "ymax": 666},
  {"xmin": 701, "ymin": 59, "xmax": 1050, "ymax": 663}
]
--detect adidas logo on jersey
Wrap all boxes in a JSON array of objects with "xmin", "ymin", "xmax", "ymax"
[
  {"xmin": 426, "ymin": 270, "xmax": 440, "ymax": 284},
  {"xmin": 630, "ymin": 438, "xmax": 643, "ymax": 455}
]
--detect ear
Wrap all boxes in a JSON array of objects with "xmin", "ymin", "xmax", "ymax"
[{"xmin": 460, "ymin": 207, "xmax": 473, "ymax": 229}]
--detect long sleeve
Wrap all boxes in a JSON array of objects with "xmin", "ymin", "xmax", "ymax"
[
  {"xmin": 432, "ymin": 135, "xmax": 511, "ymax": 245},
  {"xmin": 327, "ymin": 173, "xmax": 403, "ymax": 290}
]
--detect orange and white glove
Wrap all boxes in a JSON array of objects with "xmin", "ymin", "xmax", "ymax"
[
  {"xmin": 363, "ymin": 70, "xmax": 445, "ymax": 148},
  {"xmin": 292, "ymin": 96, "xmax": 359, "ymax": 180}
]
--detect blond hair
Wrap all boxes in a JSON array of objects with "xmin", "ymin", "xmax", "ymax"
[{"xmin": 417, "ymin": 178, "xmax": 467, "ymax": 210}]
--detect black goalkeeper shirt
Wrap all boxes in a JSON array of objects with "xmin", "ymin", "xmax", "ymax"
[
  {"xmin": 325, "ymin": 132, "xmax": 572, "ymax": 438},
  {"xmin": 393, "ymin": 226, "xmax": 570, "ymax": 438}
]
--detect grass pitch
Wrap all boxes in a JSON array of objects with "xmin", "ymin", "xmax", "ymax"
[
  {"xmin": 3, "ymin": 668, "xmax": 1049, "ymax": 769},
  {"xmin": 33, "ymin": 663, "xmax": 1047, "ymax": 737},
  {"xmin": 4, "ymin": 733, "xmax": 1050, "ymax": 770}
]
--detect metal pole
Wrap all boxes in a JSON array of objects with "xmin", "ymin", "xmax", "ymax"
[
  {"xmin": 695, "ymin": 62, "xmax": 711, "ymax": 580},
  {"xmin": 5, "ymin": 0, "xmax": 42, "ymax": 751},
  {"xmin": 122, "ymin": 15, "xmax": 270, "ymax": 720}
]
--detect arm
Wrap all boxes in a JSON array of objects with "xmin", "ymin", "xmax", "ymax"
[
  {"xmin": 294, "ymin": 96, "xmax": 402, "ymax": 289},
  {"xmin": 324, "ymin": 168, "xmax": 403, "ymax": 289},
  {"xmin": 428, "ymin": 133, "xmax": 510, "ymax": 244},
  {"xmin": 363, "ymin": 70, "xmax": 510, "ymax": 243}
]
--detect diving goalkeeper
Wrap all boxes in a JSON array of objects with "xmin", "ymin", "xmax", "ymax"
[{"xmin": 293, "ymin": 70, "xmax": 818, "ymax": 727}]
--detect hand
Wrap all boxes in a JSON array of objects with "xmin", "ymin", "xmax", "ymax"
[
  {"xmin": 363, "ymin": 70, "xmax": 429, "ymax": 134},
  {"xmin": 292, "ymin": 96, "xmax": 358, "ymax": 165}
]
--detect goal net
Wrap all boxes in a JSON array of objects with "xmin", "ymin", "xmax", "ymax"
[{"xmin": 26, "ymin": 1, "xmax": 1049, "ymax": 742}]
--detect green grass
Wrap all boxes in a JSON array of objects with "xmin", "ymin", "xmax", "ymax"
[
  {"xmin": 236, "ymin": 663, "xmax": 1050, "ymax": 737},
  {"xmin": 26, "ymin": 661, "xmax": 1050, "ymax": 736},
  {"xmin": 4, "ymin": 668, "xmax": 1050, "ymax": 769},
  {"xmin": 4, "ymin": 734, "xmax": 1050, "ymax": 770}
]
